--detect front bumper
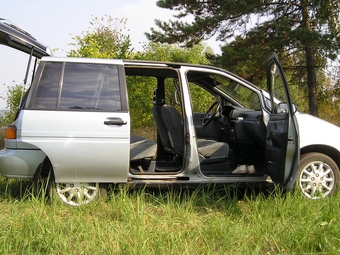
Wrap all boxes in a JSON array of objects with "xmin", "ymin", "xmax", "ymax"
[{"xmin": 0, "ymin": 148, "xmax": 45, "ymax": 179}]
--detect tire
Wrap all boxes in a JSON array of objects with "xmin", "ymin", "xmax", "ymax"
[
  {"xmin": 50, "ymin": 179, "xmax": 107, "ymax": 206},
  {"xmin": 297, "ymin": 152, "xmax": 339, "ymax": 199},
  {"xmin": 33, "ymin": 160, "xmax": 53, "ymax": 198},
  {"xmin": 33, "ymin": 158, "xmax": 107, "ymax": 206}
]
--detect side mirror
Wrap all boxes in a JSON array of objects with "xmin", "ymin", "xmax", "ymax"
[
  {"xmin": 292, "ymin": 103, "xmax": 297, "ymax": 113},
  {"xmin": 277, "ymin": 102, "xmax": 297, "ymax": 113}
]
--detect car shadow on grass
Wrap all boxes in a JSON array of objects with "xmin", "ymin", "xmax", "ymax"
[
  {"xmin": 0, "ymin": 177, "xmax": 35, "ymax": 201},
  {"xmin": 107, "ymin": 182, "xmax": 283, "ymax": 216},
  {"xmin": 0, "ymin": 177, "xmax": 284, "ymax": 213}
]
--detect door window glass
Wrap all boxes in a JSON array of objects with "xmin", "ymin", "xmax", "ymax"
[
  {"xmin": 59, "ymin": 63, "xmax": 121, "ymax": 111},
  {"xmin": 30, "ymin": 62, "xmax": 121, "ymax": 111}
]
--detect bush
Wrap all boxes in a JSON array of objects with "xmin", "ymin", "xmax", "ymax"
[{"xmin": 0, "ymin": 84, "xmax": 24, "ymax": 127}]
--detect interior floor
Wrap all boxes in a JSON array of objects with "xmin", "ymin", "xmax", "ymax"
[{"xmin": 129, "ymin": 147, "xmax": 266, "ymax": 177}]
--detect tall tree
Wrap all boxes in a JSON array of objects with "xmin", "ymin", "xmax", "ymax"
[
  {"xmin": 68, "ymin": 15, "xmax": 133, "ymax": 59},
  {"xmin": 146, "ymin": 0, "xmax": 340, "ymax": 116}
]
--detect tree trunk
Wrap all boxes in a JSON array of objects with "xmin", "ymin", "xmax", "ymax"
[
  {"xmin": 301, "ymin": 0, "xmax": 318, "ymax": 116},
  {"xmin": 305, "ymin": 45, "xmax": 318, "ymax": 116}
]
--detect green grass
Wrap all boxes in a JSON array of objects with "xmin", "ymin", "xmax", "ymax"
[
  {"xmin": 131, "ymin": 125, "xmax": 157, "ymax": 141},
  {"xmin": 0, "ymin": 178, "xmax": 339, "ymax": 254}
]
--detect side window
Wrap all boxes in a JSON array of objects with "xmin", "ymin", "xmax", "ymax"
[
  {"xmin": 29, "ymin": 62, "xmax": 121, "ymax": 111},
  {"xmin": 59, "ymin": 63, "xmax": 121, "ymax": 111},
  {"xmin": 189, "ymin": 82, "xmax": 216, "ymax": 113},
  {"xmin": 31, "ymin": 62, "xmax": 62, "ymax": 109}
]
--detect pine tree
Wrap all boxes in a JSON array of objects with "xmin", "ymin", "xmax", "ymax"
[{"xmin": 146, "ymin": 0, "xmax": 340, "ymax": 116}]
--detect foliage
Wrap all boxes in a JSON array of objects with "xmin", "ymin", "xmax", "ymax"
[
  {"xmin": 126, "ymin": 76, "xmax": 156, "ymax": 129},
  {"xmin": 318, "ymin": 75, "xmax": 340, "ymax": 126},
  {"xmin": 147, "ymin": 0, "xmax": 339, "ymax": 56},
  {"xmin": 146, "ymin": 0, "xmax": 340, "ymax": 116},
  {"xmin": 1, "ymin": 178, "xmax": 340, "ymax": 254},
  {"xmin": 0, "ymin": 84, "xmax": 24, "ymax": 127},
  {"xmin": 68, "ymin": 15, "xmax": 133, "ymax": 59},
  {"xmin": 130, "ymin": 42, "xmax": 212, "ymax": 128},
  {"xmin": 136, "ymin": 41, "xmax": 211, "ymax": 65}
]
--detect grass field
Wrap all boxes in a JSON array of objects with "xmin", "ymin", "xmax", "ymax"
[{"xmin": 0, "ymin": 177, "xmax": 339, "ymax": 254}]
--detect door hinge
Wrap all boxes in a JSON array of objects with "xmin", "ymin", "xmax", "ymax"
[{"xmin": 186, "ymin": 133, "xmax": 190, "ymax": 144}]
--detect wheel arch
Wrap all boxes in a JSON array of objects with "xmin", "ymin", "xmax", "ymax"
[
  {"xmin": 40, "ymin": 156, "xmax": 53, "ymax": 177},
  {"xmin": 33, "ymin": 155, "xmax": 53, "ymax": 180},
  {"xmin": 300, "ymin": 144, "xmax": 340, "ymax": 171}
]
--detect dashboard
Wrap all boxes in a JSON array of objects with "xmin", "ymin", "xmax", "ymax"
[{"xmin": 220, "ymin": 105, "xmax": 267, "ymax": 148}]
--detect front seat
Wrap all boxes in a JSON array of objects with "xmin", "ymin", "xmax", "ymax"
[{"xmin": 161, "ymin": 105, "xmax": 229, "ymax": 160}]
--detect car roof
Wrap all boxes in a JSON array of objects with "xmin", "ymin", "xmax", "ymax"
[
  {"xmin": 40, "ymin": 56, "xmax": 259, "ymax": 89},
  {"xmin": 0, "ymin": 18, "xmax": 51, "ymax": 58}
]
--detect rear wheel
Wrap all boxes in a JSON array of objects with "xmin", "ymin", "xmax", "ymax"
[
  {"xmin": 297, "ymin": 152, "xmax": 339, "ymax": 199},
  {"xmin": 33, "ymin": 158, "xmax": 107, "ymax": 206},
  {"xmin": 52, "ymin": 182, "xmax": 107, "ymax": 206}
]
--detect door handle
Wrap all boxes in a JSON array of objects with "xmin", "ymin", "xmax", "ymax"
[{"xmin": 104, "ymin": 118, "xmax": 127, "ymax": 125}]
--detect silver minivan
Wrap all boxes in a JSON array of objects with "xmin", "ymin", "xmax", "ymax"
[{"xmin": 0, "ymin": 18, "xmax": 339, "ymax": 206}]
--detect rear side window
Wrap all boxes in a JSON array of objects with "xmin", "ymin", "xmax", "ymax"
[
  {"xmin": 31, "ymin": 62, "xmax": 62, "ymax": 109},
  {"xmin": 29, "ymin": 62, "xmax": 122, "ymax": 111}
]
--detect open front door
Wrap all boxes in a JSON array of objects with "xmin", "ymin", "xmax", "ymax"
[{"xmin": 265, "ymin": 53, "xmax": 300, "ymax": 190}]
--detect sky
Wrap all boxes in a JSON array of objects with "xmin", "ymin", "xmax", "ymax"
[{"xmin": 0, "ymin": 0, "xmax": 222, "ymax": 109}]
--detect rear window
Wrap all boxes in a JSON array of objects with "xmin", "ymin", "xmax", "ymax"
[{"xmin": 29, "ymin": 62, "xmax": 122, "ymax": 111}]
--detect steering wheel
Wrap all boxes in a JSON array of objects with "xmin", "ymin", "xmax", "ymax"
[{"xmin": 202, "ymin": 101, "xmax": 220, "ymax": 126}]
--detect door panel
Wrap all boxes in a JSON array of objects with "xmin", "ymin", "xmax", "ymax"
[
  {"xmin": 21, "ymin": 110, "xmax": 130, "ymax": 183},
  {"xmin": 22, "ymin": 60, "xmax": 130, "ymax": 183},
  {"xmin": 266, "ymin": 113, "xmax": 289, "ymax": 182},
  {"xmin": 265, "ymin": 53, "xmax": 299, "ymax": 189}
]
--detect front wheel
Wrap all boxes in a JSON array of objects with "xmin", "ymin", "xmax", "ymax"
[{"xmin": 297, "ymin": 152, "xmax": 339, "ymax": 199}]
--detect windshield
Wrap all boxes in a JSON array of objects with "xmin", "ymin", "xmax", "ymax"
[
  {"xmin": 187, "ymin": 71, "xmax": 262, "ymax": 110},
  {"xmin": 214, "ymin": 75, "xmax": 262, "ymax": 110}
]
